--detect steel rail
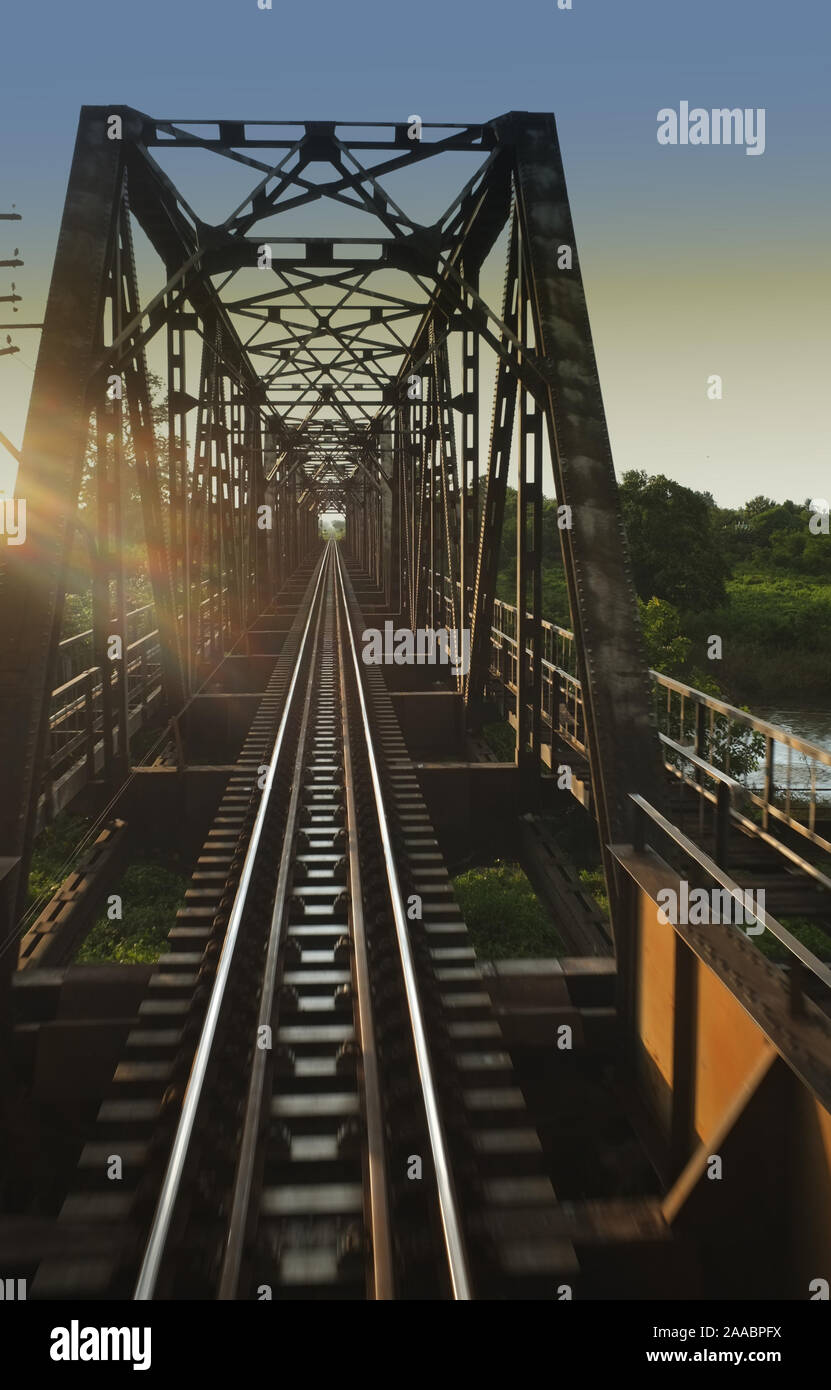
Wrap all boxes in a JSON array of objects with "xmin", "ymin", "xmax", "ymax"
[
  {"xmin": 133, "ymin": 547, "xmax": 330, "ymax": 1300},
  {"xmin": 220, "ymin": 542, "xmax": 392, "ymax": 1297},
  {"xmin": 217, "ymin": 547, "xmax": 330, "ymax": 1297},
  {"xmin": 332, "ymin": 544, "xmax": 473, "ymax": 1300},
  {"xmin": 333, "ymin": 563, "xmax": 395, "ymax": 1299}
]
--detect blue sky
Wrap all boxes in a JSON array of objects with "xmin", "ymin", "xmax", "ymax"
[{"xmin": 1, "ymin": 0, "xmax": 829, "ymax": 505}]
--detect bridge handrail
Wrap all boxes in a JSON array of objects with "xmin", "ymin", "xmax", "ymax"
[
  {"xmin": 651, "ymin": 672, "xmax": 831, "ymax": 767},
  {"xmin": 57, "ymin": 602, "xmax": 156, "ymax": 652},
  {"xmin": 658, "ymin": 733, "xmax": 744, "ymax": 790},
  {"xmin": 628, "ymin": 792, "xmax": 831, "ymax": 993},
  {"xmin": 58, "ymin": 582, "xmax": 229, "ymax": 658},
  {"xmin": 488, "ymin": 597, "xmax": 831, "ymax": 771}
]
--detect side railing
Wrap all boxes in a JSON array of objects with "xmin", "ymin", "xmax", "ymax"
[
  {"xmin": 425, "ymin": 575, "xmax": 831, "ymax": 879},
  {"xmin": 628, "ymin": 792, "xmax": 831, "ymax": 1007},
  {"xmin": 45, "ymin": 585, "xmax": 232, "ymax": 810},
  {"xmin": 611, "ymin": 792, "xmax": 831, "ymax": 1201}
]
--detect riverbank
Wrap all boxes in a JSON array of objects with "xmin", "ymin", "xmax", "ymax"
[{"xmin": 682, "ymin": 572, "xmax": 831, "ymax": 708}]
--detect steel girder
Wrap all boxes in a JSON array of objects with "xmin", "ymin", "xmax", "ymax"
[
  {"xmin": 0, "ymin": 115, "xmax": 125, "ymax": 961},
  {"xmin": 0, "ymin": 106, "xmax": 664, "ymax": 977},
  {"xmin": 389, "ymin": 111, "xmax": 667, "ymax": 933},
  {"xmin": 510, "ymin": 112, "xmax": 666, "ymax": 856}
]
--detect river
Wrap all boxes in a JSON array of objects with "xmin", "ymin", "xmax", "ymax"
[{"xmin": 751, "ymin": 708, "xmax": 831, "ymax": 803}]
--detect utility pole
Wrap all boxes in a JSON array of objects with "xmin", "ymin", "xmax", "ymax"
[{"xmin": 0, "ymin": 206, "xmax": 23, "ymax": 444}]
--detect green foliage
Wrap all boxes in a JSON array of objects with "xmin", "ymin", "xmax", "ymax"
[
  {"xmin": 619, "ymin": 471, "xmax": 731, "ymax": 610},
  {"xmin": 578, "ymin": 866, "xmax": 609, "ymax": 920},
  {"xmin": 743, "ymin": 495, "xmax": 776, "ymax": 518},
  {"xmin": 76, "ymin": 862, "xmax": 187, "ymax": 964},
  {"xmin": 452, "ymin": 860, "xmax": 565, "ymax": 959},
  {"xmin": 495, "ymin": 489, "xmax": 571, "ymax": 624},
  {"xmin": 482, "ymin": 720, "xmax": 515, "ymax": 761},
  {"xmin": 719, "ymin": 573, "xmax": 831, "ymax": 648},
  {"xmin": 63, "ymin": 373, "xmax": 170, "ymax": 621},
  {"xmin": 488, "ymin": 478, "xmax": 830, "ymax": 708},
  {"xmin": 716, "ymin": 498, "xmax": 831, "ymax": 578},
  {"xmin": 61, "ymin": 592, "xmax": 94, "ymax": 639},
  {"xmin": 631, "ymin": 599, "xmax": 767, "ymax": 775},
  {"xmin": 639, "ymin": 597, "xmax": 691, "ymax": 675},
  {"xmin": 751, "ymin": 917, "xmax": 831, "ymax": 965},
  {"xmin": 540, "ymin": 568, "xmax": 571, "ymax": 627},
  {"xmin": 27, "ymin": 812, "xmax": 91, "ymax": 908},
  {"xmin": 685, "ymin": 572, "xmax": 831, "ymax": 704},
  {"xmin": 706, "ymin": 717, "xmax": 766, "ymax": 779}
]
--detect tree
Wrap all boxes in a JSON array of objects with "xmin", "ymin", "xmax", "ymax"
[
  {"xmin": 639, "ymin": 597, "xmax": 690, "ymax": 674},
  {"xmin": 744, "ymin": 495, "xmax": 777, "ymax": 518},
  {"xmin": 619, "ymin": 471, "xmax": 731, "ymax": 610}
]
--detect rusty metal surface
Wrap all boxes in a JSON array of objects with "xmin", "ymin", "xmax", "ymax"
[
  {"xmin": 0, "ymin": 112, "xmax": 124, "ymax": 929},
  {"xmin": 613, "ymin": 843, "xmax": 831, "ymax": 1115},
  {"xmin": 510, "ymin": 112, "xmax": 666, "ymax": 853}
]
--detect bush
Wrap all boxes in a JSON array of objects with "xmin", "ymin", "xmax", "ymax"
[
  {"xmin": 452, "ymin": 860, "xmax": 564, "ymax": 958},
  {"xmin": 751, "ymin": 916, "xmax": 831, "ymax": 966},
  {"xmin": 76, "ymin": 862, "xmax": 187, "ymax": 964},
  {"xmin": 578, "ymin": 866, "xmax": 609, "ymax": 920},
  {"xmin": 27, "ymin": 812, "xmax": 91, "ymax": 908},
  {"xmin": 482, "ymin": 720, "xmax": 515, "ymax": 761}
]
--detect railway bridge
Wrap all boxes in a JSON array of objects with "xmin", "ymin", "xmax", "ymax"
[{"xmin": 0, "ymin": 108, "xmax": 829, "ymax": 1301}]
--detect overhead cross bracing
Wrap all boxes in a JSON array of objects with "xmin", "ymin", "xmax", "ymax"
[
  {"xmin": 0, "ymin": 108, "xmax": 665, "ymax": 956},
  {"xmin": 110, "ymin": 115, "xmax": 510, "ymax": 500}
]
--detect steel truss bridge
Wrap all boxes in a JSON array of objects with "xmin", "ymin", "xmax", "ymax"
[{"xmin": 0, "ymin": 108, "xmax": 829, "ymax": 1300}]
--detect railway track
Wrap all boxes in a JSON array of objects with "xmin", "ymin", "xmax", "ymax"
[{"xmin": 33, "ymin": 544, "xmax": 574, "ymax": 1301}]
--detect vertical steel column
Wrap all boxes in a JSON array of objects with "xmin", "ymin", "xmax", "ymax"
[
  {"xmin": 511, "ymin": 114, "xmax": 666, "ymax": 907},
  {"xmin": 429, "ymin": 344, "xmax": 444, "ymax": 632},
  {"xmin": 86, "ymin": 219, "xmax": 130, "ymax": 787},
  {"xmin": 119, "ymin": 199, "xmax": 184, "ymax": 718},
  {"xmin": 207, "ymin": 394, "xmax": 219, "ymax": 664},
  {"xmin": 217, "ymin": 372, "xmax": 241, "ymax": 642},
  {"xmin": 407, "ymin": 400, "xmax": 418, "ymax": 624},
  {"xmin": 435, "ymin": 340, "xmax": 461, "ymax": 669},
  {"xmin": 396, "ymin": 406, "xmax": 412, "ymax": 623},
  {"xmin": 460, "ymin": 271, "xmax": 479, "ymax": 634},
  {"xmin": 0, "ymin": 108, "xmax": 125, "ymax": 952},
  {"xmin": 381, "ymin": 420, "xmax": 397, "ymax": 612},
  {"xmin": 91, "ymin": 396, "xmax": 113, "ymax": 779},
  {"xmin": 428, "ymin": 364, "xmax": 439, "ymax": 636},
  {"xmin": 465, "ymin": 211, "xmax": 520, "ymax": 715},
  {"xmin": 229, "ymin": 384, "xmax": 243, "ymax": 625},
  {"xmin": 529, "ymin": 398, "xmax": 543, "ymax": 771},
  {"xmin": 111, "ymin": 223, "xmax": 130, "ymax": 777},
  {"xmin": 414, "ymin": 387, "xmax": 428, "ymax": 626},
  {"xmin": 515, "ymin": 232, "xmax": 543, "ymax": 782},
  {"xmin": 167, "ymin": 314, "xmax": 189, "ymax": 688},
  {"xmin": 249, "ymin": 405, "xmax": 268, "ymax": 616},
  {"xmin": 515, "ymin": 233, "xmax": 529, "ymax": 768},
  {"xmin": 189, "ymin": 334, "xmax": 215, "ymax": 681}
]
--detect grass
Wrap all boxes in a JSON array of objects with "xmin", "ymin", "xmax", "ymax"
[
  {"xmin": 27, "ymin": 812, "xmax": 91, "ymax": 909},
  {"xmin": 481, "ymin": 720, "xmax": 515, "ymax": 761},
  {"xmin": 578, "ymin": 866, "xmax": 610, "ymax": 921},
  {"xmin": 29, "ymin": 814, "xmax": 189, "ymax": 965},
  {"xmin": 750, "ymin": 915, "xmax": 831, "ymax": 966},
  {"xmin": 452, "ymin": 859, "xmax": 565, "ymax": 959},
  {"xmin": 76, "ymin": 861, "xmax": 187, "ymax": 964}
]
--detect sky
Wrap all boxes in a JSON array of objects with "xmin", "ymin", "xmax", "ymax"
[{"xmin": 0, "ymin": 0, "xmax": 829, "ymax": 508}]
